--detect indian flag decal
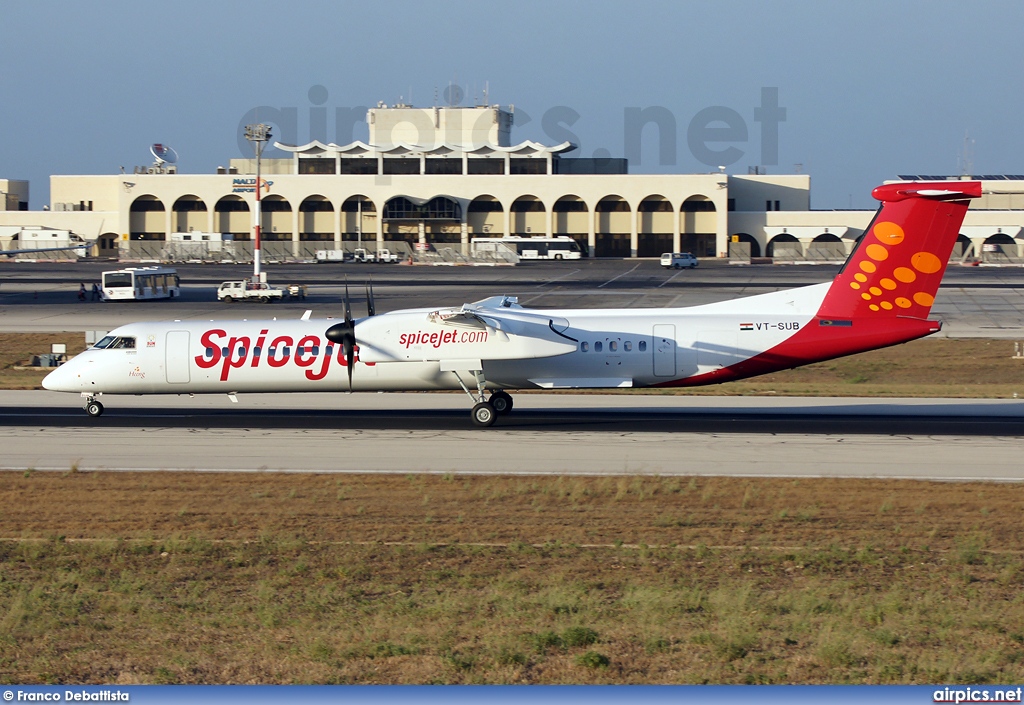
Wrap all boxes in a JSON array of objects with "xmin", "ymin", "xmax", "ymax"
[{"xmin": 740, "ymin": 323, "xmax": 754, "ymax": 331}]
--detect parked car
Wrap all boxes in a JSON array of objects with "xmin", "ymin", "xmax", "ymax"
[{"xmin": 660, "ymin": 252, "xmax": 698, "ymax": 269}]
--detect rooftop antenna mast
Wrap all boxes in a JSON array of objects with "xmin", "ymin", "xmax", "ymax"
[{"xmin": 960, "ymin": 131, "xmax": 975, "ymax": 177}]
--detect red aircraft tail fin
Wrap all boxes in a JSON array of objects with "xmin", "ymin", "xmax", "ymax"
[{"xmin": 816, "ymin": 181, "xmax": 981, "ymax": 319}]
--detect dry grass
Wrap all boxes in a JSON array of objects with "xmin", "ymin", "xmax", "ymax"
[
  {"xmin": 1, "ymin": 472, "xmax": 1023, "ymax": 684},
  {"xmin": 0, "ymin": 333, "xmax": 87, "ymax": 389}
]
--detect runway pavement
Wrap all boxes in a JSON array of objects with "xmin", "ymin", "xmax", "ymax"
[
  {"xmin": 2, "ymin": 261, "xmax": 1022, "ymax": 482},
  {"xmin": 2, "ymin": 391, "xmax": 1022, "ymax": 480}
]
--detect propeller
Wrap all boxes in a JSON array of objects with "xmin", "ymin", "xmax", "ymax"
[
  {"xmin": 325, "ymin": 277, "xmax": 377, "ymax": 392},
  {"xmin": 325, "ymin": 279, "xmax": 356, "ymax": 391},
  {"xmin": 366, "ymin": 278, "xmax": 375, "ymax": 317}
]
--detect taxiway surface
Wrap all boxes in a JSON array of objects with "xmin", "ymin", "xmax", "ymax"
[
  {"xmin": 2, "ymin": 391, "xmax": 1022, "ymax": 480},
  {"xmin": 3, "ymin": 261, "xmax": 1022, "ymax": 482}
]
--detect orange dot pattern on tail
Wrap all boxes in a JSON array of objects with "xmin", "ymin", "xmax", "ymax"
[{"xmin": 836, "ymin": 219, "xmax": 948, "ymax": 316}]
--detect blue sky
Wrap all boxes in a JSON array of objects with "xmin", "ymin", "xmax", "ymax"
[{"xmin": 2, "ymin": 0, "xmax": 1022, "ymax": 209}]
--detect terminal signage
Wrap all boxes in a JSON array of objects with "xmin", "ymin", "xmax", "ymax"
[{"xmin": 232, "ymin": 178, "xmax": 273, "ymax": 194}]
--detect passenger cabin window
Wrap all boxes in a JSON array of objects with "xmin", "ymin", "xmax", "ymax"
[
  {"xmin": 580, "ymin": 342, "xmax": 589, "ymax": 352},
  {"xmin": 609, "ymin": 341, "xmax": 618, "ymax": 352},
  {"xmin": 624, "ymin": 341, "xmax": 632, "ymax": 352},
  {"xmin": 638, "ymin": 340, "xmax": 647, "ymax": 352},
  {"xmin": 594, "ymin": 341, "xmax": 603, "ymax": 352}
]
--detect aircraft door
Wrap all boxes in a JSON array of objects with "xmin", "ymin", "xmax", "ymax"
[
  {"xmin": 165, "ymin": 331, "xmax": 191, "ymax": 384},
  {"xmin": 652, "ymin": 324, "xmax": 676, "ymax": 377}
]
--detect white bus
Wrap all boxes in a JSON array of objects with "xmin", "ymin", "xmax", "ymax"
[
  {"xmin": 101, "ymin": 266, "xmax": 181, "ymax": 301},
  {"xmin": 470, "ymin": 236, "xmax": 583, "ymax": 260}
]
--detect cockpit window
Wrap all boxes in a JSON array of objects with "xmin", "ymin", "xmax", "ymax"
[{"xmin": 94, "ymin": 336, "xmax": 135, "ymax": 349}]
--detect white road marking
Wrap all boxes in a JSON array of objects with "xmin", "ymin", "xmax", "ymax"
[
  {"xmin": 658, "ymin": 269, "xmax": 686, "ymax": 288},
  {"xmin": 597, "ymin": 264, "xmax": 640, "ymax": 288},
  {"xmin": 537, "ymin": 268, "xmax": 581, "ymax": 287}
]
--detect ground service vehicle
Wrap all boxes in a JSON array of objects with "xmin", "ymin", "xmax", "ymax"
[
  {"xmin": 661, "ymin": 253, "xmax": 698, "ymax": 269},
  {"xmin": 217, "ymin": 279, "xmax": 285, "ymax": 303},
  {"xmin": 315, "ymin": 249, "xmax": 399, "ymax": 263},
  {"xmin": 471, "ymin": 236, "xmax": 582, "ymax": 260},
  {"xmin": 45, "ymin": 182, "xmax": 981, "ymax": 427},
  {"xmin": 101, "ymin": 267, "xmax": 180, "ymax": 301},
  {"xmin": 314, "ymin": 250, "xmax": 347, "ymax": 263}
]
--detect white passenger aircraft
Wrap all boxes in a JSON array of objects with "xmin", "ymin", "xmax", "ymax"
[{"xmin": 43, "ymin": 181, "xmax": 981, "ymax": 426}]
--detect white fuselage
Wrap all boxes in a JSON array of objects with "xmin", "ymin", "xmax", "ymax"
[{"xmin": 43, "ymin": 284, "xmax": 830, "ymax": 396}]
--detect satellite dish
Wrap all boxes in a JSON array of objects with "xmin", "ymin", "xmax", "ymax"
[{"xmin": 150, "ymin": 143, "xmax": 178, "ymax": 165}]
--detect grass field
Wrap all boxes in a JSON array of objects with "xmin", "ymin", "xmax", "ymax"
[
  {"xmin": 2, "ymin": 333, "xmax": 1022, "ymax": 683},
  {"xmin": 3, "ymin": 333, "xmax": 1022, "ymax": 396},
  {"xmin": 1, "ymin": 472, "xmax": 1023, "ymax": 684}
]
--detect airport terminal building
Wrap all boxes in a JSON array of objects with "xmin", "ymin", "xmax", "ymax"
[{"xmin": 3, "ymin": 103, "xmax": 1024, "ymax": 263}]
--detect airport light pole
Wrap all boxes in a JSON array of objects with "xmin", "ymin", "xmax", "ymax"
[{"xmin": 244, "ymin": 123, "xmax": 272, "ymax": 281}]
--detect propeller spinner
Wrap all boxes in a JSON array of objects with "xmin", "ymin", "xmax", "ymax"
[{"xmin": 325, "ymin": 279, "xmax": 376, "ymax": 391}]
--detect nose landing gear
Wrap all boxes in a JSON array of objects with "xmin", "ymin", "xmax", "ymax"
[{"xmin": 82, "ymin": 394, "xmax": 104, "ymax": 417}]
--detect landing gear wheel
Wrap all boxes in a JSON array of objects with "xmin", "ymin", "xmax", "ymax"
[
  {"xmin": 471, "ymin": 401, "xmax": 497, "ymax": 427},
  {"xmin": 85, "ymin": 401, "xmax": 104, "ymax": 418},
  {"xmin": 489, "ymin": 391, "xmax": 513, "ymax": 415}
]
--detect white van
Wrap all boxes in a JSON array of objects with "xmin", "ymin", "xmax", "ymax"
[{"xmin": 660, "ymin": 252, "xmax": 698, "ymax": 269}]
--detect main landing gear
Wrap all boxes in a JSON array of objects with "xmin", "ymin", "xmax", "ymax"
[
  {"xmin": 83, "ymin": 394, "xmax": 104, "ymax": 417},
  {"xmin": 451, "ymin": 369, "xmax": 514, "ymax": 427}
]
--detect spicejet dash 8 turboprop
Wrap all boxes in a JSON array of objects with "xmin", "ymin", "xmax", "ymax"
[{"xmin": 43, "ymin": 181, "xmax": 981, "ymax": 427}]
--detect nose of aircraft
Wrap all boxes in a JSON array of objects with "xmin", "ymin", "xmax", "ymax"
[{"xmin": 42, "ymin": 360, "xmax": 81, "ymax": 392}]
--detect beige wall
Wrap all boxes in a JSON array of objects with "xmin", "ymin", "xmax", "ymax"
[
  {"xmin": 512, "ymin": 208, "xmax": 545, "ymax": 235},
  {"xmin": 368, "ymin": 106, "xmax": 512, "ymax": 148},
  {"xmin": 216, "ymin": 209, "xmax": 250, "ymax": 234},
  {"xmin": 682, "ymin": 210, "xmax": 717, "ymax": 234},
  {"xmin": 468, "ymin": 209, "xmax": 502, "ymax": 235},
  {"xmin": 300, "ymin": 209, "xmax": 333, "ymax": 234},
  {"xmin": 728, "ymin": 175, "xmax": 811, "ymax": 211},
  {"xmin": 639, "ymin": 207, "xmax": 673, "ymax": 234},
  {"xmin": 38, "ymin": 171, "xmax": 733, "ymax": 255},
  {"xmin": 555, "ymin": 209, "xmax": 588, "ymax": 234},
  {"xmin": 19, "ymin": 170, "xmax": 1024, "ymax": 259},
  {"xmin": 0, "ymin": 179, "xmax": 29, "ymax": 209}
]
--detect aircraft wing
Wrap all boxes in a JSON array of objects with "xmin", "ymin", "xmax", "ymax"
[{"xmin": 355, "ymin": 303, "xmax": 577, "ymax": 363}]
